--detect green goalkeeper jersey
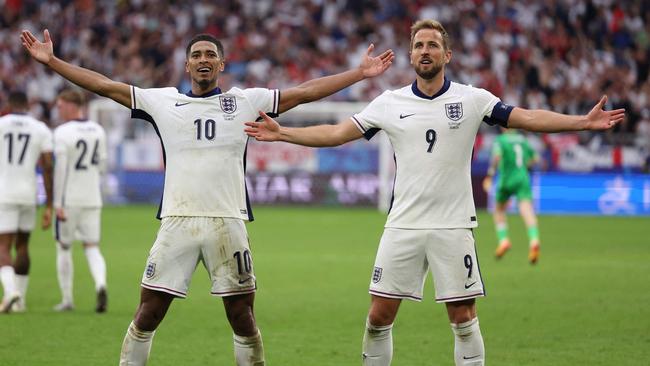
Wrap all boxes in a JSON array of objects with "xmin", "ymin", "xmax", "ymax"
[{"xmin": 492, "ymin": 130, "xmax": 536, "ymax": 185}]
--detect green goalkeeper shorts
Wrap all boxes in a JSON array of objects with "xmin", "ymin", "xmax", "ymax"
[{"xmin": 495, "ymin": 174, "xmax": 532, "ymax": 203}]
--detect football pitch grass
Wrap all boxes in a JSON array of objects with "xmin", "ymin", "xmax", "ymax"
[{"xmin": 1, "ymin": 205, "xmax": 648, "ymax": 365}]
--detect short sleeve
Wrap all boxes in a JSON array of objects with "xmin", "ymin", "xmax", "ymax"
[
  {"xmin": 131, "ymin": 86, "xmax": 173, "ymax": 113},
  {"xmin": 242, "ymin": 88, "xmax": 280, "ymax": 116},
  {"xmin": 351, "ymin": 91, "xmax": 390, "ymax": 140},
  {"xmin": 473, "ymin": 88, "xmax": 513, "ymax": 127}
]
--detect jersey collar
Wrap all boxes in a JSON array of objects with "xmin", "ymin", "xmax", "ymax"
[
  {"xmin": 411, "ymin": 77, "xmax": 450, "ymax": 100},
  {"xmin": 185, "ymin": 87, "xmax": 222, "ymax": 98}
]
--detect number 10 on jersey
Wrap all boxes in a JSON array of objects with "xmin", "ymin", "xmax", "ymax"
[{"xmin": 194, "ymin": 118, "xmax": 216, "ymax": 140}]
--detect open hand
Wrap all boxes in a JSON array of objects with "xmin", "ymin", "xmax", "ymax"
[
  {"xmin": 244, "ymin": 111, "xmax": 281, "ymax": 141},
  {"xmin": 21, "ymin": 29, "xmax": 54, "ymax": 65},
  {"xmin": 585, "ymin": 95, "xmax": 626, "ymax": 130},
  {"xmin": 359, "ymin": 44, "xmax": 394, "ymax": 78}
]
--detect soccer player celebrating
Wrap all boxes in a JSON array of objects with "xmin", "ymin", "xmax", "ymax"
[
  {"xmin": 21, "ymin": 29, "xmax": 392, "ymax": 365},
  {"xmin": 52, "ymin": 89, "xmax": 109, "ymax": 312},
  {"xmin": 482, "ymin": 128, "xmax": 541, "ymax": 264},
  {"xmin": 0, "ymin": 91, "xmax": 53, "ymax": 313},
  {"xmin": 244, "ymin": 20, "xmax": 625, "ymax": 365}
]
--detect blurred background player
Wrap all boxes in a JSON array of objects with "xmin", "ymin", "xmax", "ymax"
[
  {"xmin": 0, "ymin": 91, "xmax": 53, "ymax": 313},
  {"xmin": 52, "ymin": 88, "xmax": 108, "ymax": 312},
  {"xmin": 483, "ymin": 128, "xmax": 541, "ymax": 264},
  {"xmin": 22, "ymin": 28, "xmax": 392, "ymax": 365},
  {"xmin": 245, "ymin": 19, "xmax": 625, "ymax": 366}
]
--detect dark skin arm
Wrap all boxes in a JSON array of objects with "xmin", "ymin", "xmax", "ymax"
[
  {"xmin": 21, "ymin": 29, "xmax": 131, "ymax": 108},
  {"xmin": 38, "ymin": 152, "xmax": 53, "ymax": 229},
  {"xmin": 278, "ymin": 44, "xmax": 394, "ymax": 113}
]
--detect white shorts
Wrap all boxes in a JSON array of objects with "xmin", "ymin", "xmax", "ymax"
[
  {"xmin": 54, "ymin": 207, "xmax": 101, "ymax": 244},
  {"xmin": 369, "ymin": 228, "xmax": 485, "ymax": 303},
  {"xmin": 141, "ymin": 216, "xmax": 256, "ymax": 298},
  {"xmin": 0, "ymin": 204, "xmax": 36, "ymax": 233}
]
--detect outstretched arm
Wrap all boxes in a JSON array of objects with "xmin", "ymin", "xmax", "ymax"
[
  {"xmin": 278, "ymin": 44, "xmax": 394, "ymax": 113},
  {"xmin": 508, "ymin": 95, "xmax": 625, "ymax": 132},
  {"xmin": 21, "ymin": 29, "xmax": 131, "ymax": 108},
  {"xmin": 245, "ymin": 111, "xmax": 363, "ymax": 147}
]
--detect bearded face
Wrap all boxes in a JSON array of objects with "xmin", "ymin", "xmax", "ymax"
[{"xmin": 409, "ymin": 29, "xmax": 450, "ymax": 80}]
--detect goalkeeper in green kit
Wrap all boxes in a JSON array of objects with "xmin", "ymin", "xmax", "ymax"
[{"xmin": 482, "ymin": 128, "xmax": 541, "ymax": 264}]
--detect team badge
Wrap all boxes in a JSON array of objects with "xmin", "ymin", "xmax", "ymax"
[
  {"xmin": 145, "ymin": 262, "xmax": 156, "ymax": 278},
  {"xmin": 445, "ymin": 102, "xmax": 463, "ymax": 121},
  {"xmin": 372, "ymin": 267, "xmax": 383, "ymax": 283},
  {"xmin": 219, "ymin": 95, "xmax": 237, "ymax": 114}
]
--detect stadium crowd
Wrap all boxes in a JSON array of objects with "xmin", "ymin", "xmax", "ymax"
[{"xmin": 0, "ymin": 0, "xmax": 648, "ymax": 153}]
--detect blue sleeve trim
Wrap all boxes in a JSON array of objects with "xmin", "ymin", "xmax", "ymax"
[
  {"xmin": 483, "ymin": 102, "xmax": 513, "ymax": 127},
  {"xmin": 364, "ymin": 128, "xmax": 381, "ymax": 140}
]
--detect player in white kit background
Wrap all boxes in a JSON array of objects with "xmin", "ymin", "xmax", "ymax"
[
  {"xmin": 0, "ymin": 91, "xmax": 53, "ymax": 313},
  {"xmin": 244, "ymin": 20, "xmax": 625, "ymax": 366},
  {"xmin": 21, "ymin": 29, "xmax": 393, "ymax": 365},
  {"xmin": 52, "ymin": 89, "xmax": 108, "ymax": 313}
]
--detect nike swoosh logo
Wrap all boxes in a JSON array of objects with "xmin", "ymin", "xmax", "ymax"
[
  {"xmin": 464, "ymin": 281, "xmax": 477, "ymax": 289},
  {"xmin": 399, "ymin": 113, "xmax": 415, "ymax": 119},
  {"xmin": 175, "ymin": 102, "xmax": 190, "ymax": 107},
  {"xmin": 463, "ymin": 355, "xmax": 481, "ymax": 360},
  {"xmin": 238, "ymin": 277, "xmax": 253, "ymax": 284}
]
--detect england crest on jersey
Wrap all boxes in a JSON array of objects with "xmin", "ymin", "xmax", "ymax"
[
  {"xmin": 219, "ymin": 95, "xmax": 237, "ymax": 114},
  {"xmin": 145, "ymin": 262, "xmax": 156, "ymax": 278},
  {"xmin": 445, "ymin": 102, "xmax": 463, "ymax": 121},
  {"xmin": 372, "ymin": 267, "xmax": 383, "ymax": 283}
]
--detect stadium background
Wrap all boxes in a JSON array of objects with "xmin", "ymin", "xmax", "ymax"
[
  {"xmin": 1, "ymin": 0, "xmax": 649, "ymax": 215},
  {"xmin": 1, "ymin": 1, "xmax": 649, "ymax": 365}
]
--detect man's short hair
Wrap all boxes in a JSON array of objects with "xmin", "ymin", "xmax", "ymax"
[
  {"xmin": 410, "ymin": 20, "xmax": 451, "ymax": 51},
  {"xmin": 8, "ymin": 91, "xmax": 28, "ymax": 109},
  {"xmin": 58, "ymin": 89, "xmax": 85, "ymax": 107},
  {"xmin": 186, "ymin": 34, "xmax": 224, "ymax": 59}
]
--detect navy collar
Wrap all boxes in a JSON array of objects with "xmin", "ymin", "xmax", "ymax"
[
  {"xmin": 411, "ymin": 77, "xmax": 450, "ymax": 100},
  {"xmin": 10, "ymin": 112, "xmax": 28, "ymax": 115},
  {"xmin": 185, "ymin": 87, "xmax": 222, "ymax": 98}
]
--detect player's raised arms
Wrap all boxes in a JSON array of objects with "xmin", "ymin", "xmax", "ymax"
[{"xmin": 21, "ymin": 29, "xmax": 131, "ymax": 107}]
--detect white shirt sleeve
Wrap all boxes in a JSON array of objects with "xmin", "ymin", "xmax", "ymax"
[
  {"xmin": 131, "ymin": 86, "xmax": 172, "ymax": 112},
  {"xmin": 351, "ymin": 91, "xmax": 390, "ymax": 140},
  {"xmin": 471, "ymin": 87, "xmax": 501, "ymax": 119},
  {"xmin": 242, "ymin": 88, "xmax": 280, "ymax": 115}
]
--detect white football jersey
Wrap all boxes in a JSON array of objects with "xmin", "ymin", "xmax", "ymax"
[
  {"xmin": 353, "ymin": 79, "xmax": 511, "ymax": 229},
  {"xmin": 130, "ymin": 86, "xmax": 279, "ymax": 220},
  {"xmin": 0, "ymin": 113, "xmax": 52, "ymax": 205},
  {"xmin": 53, "ymin": 120, "xmax": 106, "ymax": 208}
]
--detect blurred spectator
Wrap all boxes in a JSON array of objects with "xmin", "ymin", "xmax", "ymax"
[{"xmin": 1, "ymin": 0, "xmax": 647, "ymax": 156}]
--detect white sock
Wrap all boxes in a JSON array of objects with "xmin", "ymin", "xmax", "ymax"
[
  {"xmin": 0, "ymin": 265, "xmax": 18, "ymax": 300},
  {"xmin": 56, "ymin": 243, "xmax": 74, "ymax": 304},
  {"xmin": 362, "ymin": 319, "xmax": 393, "ymax": 366},
  {"xmin": 15, "ymin": 274, "xmax": 29, "ymax": 306},
  {"xmin": 233, "ymin": 329, "xmax": 265, "ymax": 366},
  {"xmin": 84, "ymin": 246, "xmax": 107, "ymax": 291},
  {"xmin": 120, "ymin": 321, "xmax": 155, "ymax": 366},
  {"xmin": 451, "ymin": 318, "xmax": 485, "ymax": 365}
]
